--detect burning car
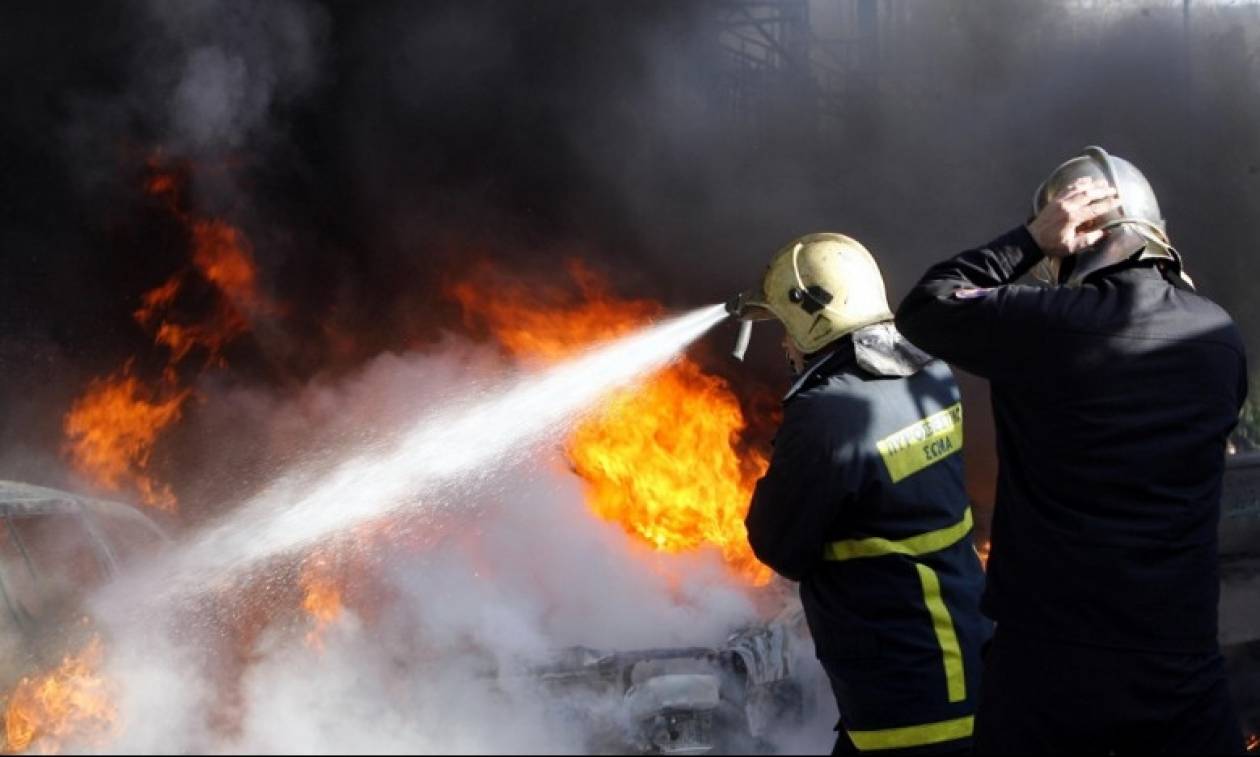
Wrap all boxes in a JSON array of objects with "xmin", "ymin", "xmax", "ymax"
[
  {"xmin": 0, "ymin": 480, "xmax": 166, "ymax": 648},
  {"xmin": 0, "ymin": 479, "xmax": 165, "ymax": 751}
]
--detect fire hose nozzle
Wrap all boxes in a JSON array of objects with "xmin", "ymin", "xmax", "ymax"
[
  {"xmin": 726, "ymin": 288, "xmax": 773, "ymax": 360},
  {"xmin": 732, "ymin": 320, "xmax": 753, "ymax": 361},
  {"xmin": 725, "ymin": 291, "xmax": 759, "ymax": 361}
]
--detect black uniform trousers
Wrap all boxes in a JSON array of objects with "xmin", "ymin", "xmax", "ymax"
[{"xmin": 973, "ymin": 628, "xmax": 1245, "ymax": 755}]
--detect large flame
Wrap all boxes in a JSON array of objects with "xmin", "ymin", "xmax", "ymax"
[
  {"xmin": 62, "ymin": 157, "xmax": 274, "ymax": 511},
  {"xmin": 569, "ymin": 360, "xmax": 770, "ymax": 582},
  {"xmin": 62, "ymin": 367, "xmax": 189, "ymax": 512},
  {"xmin": 449, "ymin": 261, "xmax": 771, "ymax": 584},
  {"xmin": 2, "ymin": 636, "xmax": 117, "ymax": 754}
]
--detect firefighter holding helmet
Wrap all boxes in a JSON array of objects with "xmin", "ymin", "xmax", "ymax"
[
  {"xmin": 731, "ymin": 233, "xmax": 990, "ymax": 755},
  {"xmin": 896, "ymin": 147, "xmax": 1248, "ymax": 753}
]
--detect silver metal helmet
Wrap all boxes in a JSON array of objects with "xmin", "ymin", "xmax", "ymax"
[{"xmin": 1031, "ymin": 146, "xmax": 1190, "ymax": 287}]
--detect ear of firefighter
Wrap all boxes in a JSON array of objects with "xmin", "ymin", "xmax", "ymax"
[{"xmin": 730, "ymin": 233, "xmax": 893, "ymax": 355}]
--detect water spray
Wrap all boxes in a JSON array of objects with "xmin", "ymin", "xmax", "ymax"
[{"xmin": 123, "ymin": 304, "xmax": 732, "ymax": 607}]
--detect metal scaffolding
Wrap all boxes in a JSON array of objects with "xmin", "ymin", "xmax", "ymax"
[{"xmin": 706, "ymin": 0, "xmax": 879, "ymax": 140}]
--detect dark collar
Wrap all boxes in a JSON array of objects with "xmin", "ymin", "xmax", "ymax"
[
  {"xmin": 783, "ymin": 323, "xmax": 933, "ymax": 401},
  {"xmin": 1083, "ymin": 258, "xmax": 1184, "ymax": 289}
]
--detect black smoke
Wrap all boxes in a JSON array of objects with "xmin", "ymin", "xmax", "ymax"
[{"xmin": 2, "ymin": 0, "xmax": 1259, "ymax": 514}]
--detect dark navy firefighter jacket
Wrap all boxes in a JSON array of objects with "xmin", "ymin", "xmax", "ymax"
[
  {"xmin": 745, "ymin": 323, "xmax": 990, "ymax": 752},
  {"xmin": 896, "ymin": 227, "xmax": 1247, "ymax": 654}
]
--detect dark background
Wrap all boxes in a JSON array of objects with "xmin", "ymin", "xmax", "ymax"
[{"xmin": 2, "ymin": 0, "xmax": 1258, "ymax": 518}]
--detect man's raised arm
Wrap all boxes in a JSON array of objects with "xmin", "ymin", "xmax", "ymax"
[{"xmin": 896, "ymin": 179, "xmax": 1120, "ymax": 379}]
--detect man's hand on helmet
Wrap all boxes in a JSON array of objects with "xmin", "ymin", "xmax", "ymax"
[{"xmin": 1027, "ymin": 177, "xmax": 1121, "ymax": 257}]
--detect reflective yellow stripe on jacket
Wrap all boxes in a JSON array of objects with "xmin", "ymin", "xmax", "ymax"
[
  {"xmin": 823, "ymin": 508, "xmax": 973, "ymax": 562},
  {"xmin": 848, "ymin": 715, "xmax": 974, "ymax": 752},
  {"xmin": 822, "ymin": 508, "xmax": 974, "ymax": 746}
]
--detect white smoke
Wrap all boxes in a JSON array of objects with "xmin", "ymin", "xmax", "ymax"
[
  {"xmin": 147, "ymin": 0, "xmax": 328, "ymax": 152},
  {"xmin": 98, "ymin": 473, "xmax": 749, "ymax": 753},
  {"xmin": 210, "ymin": 466, "xmax": 755, "ymax": 755},
  {"xmin": 76, "ymin": 319, "xmax": 826, "ymax": 754}
]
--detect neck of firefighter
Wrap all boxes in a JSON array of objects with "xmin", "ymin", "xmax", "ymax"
[
  {"xmin": 783, "ymin": 332, "xmax": 849, "ymax": 382},
  {"xmin": 783, "ymin": 333, "xmax": 808, "ymax": 378}
]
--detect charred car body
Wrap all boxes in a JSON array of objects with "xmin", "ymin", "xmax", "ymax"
[
  {"xmin": 0, "ymin": 480, "xmax": 165, "ymax": 688},
  {"xmin": 532, "ymin": 602, "xmax": 819, "ymax": 755}
]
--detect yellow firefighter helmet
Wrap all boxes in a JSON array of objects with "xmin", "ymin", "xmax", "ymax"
[{"xmin": 729, "ymin": 233, "xmax": 894, "ymax": 355}]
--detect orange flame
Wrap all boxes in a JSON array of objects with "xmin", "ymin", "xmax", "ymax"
[
  {"xmin": 449, "ymin": 261, "xmax": 771, "ymax": 584},
  {"xmin": 3, "ymin": 636, "xmax": 117, "ymax": 754},
  {"xmin": 449, "ymin": 261, "xmax": 661, "ymax": 361},
  {"xmin": 133, "ymin": 277, "xmax": 182, "ymax": 325},
  {"xmin": 569, "ymin": 360, "xmax": 771, "ymax": 583},
  {"xmin": 144, "ymin": 172, "xmax": 177, "ymax": 199},
  {"xmin": 300, "ymin": 554, "xmax": 345, "ymax": 651},
  {"xmin": 62, "ymin": 367, "xmax": 189, "ymax": 512},
  {"xmin": 63, "ymin": 156, "xmax": 276, "ymax": 511},
  {"xmin": 976, "ymin": 538, "xmax": 991, "ymax": 570},
  {"xmin": 1247, "ymin": 733, "xmax": 1259, "ymax": 753},
  {"xmin": 191, "ymin": 220, "xmax": 268, "ymax": 317},
  {"xmin": 131, "ymin": 213, "xmax": 268, "ymax": 369}
]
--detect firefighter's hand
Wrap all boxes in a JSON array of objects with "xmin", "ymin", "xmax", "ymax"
[{"xmin": 1026, "ymin": 177, "xmax": 1121, "ymax": 257}]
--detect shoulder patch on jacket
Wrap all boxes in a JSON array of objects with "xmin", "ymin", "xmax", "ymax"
[
  {"xmin": 952, "ymin": 287, "xmax": 992, "ymax": 300},
  {"xmin": 875, "ymin": 403, "xmax": 964, "ymax": 483}
]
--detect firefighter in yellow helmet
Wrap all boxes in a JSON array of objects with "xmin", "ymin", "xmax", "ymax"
[{"xmin": 730, "ymin": 234, "xmax": 990, "ymax": 755}]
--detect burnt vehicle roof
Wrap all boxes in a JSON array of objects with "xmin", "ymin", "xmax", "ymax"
[
  {"xmin": 0, "ymin": 481, "xmax": 166, "ymax": 636},
  {"xmin": 0, "ymin": 480, "xmax": 165, "ymax": 532}
]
